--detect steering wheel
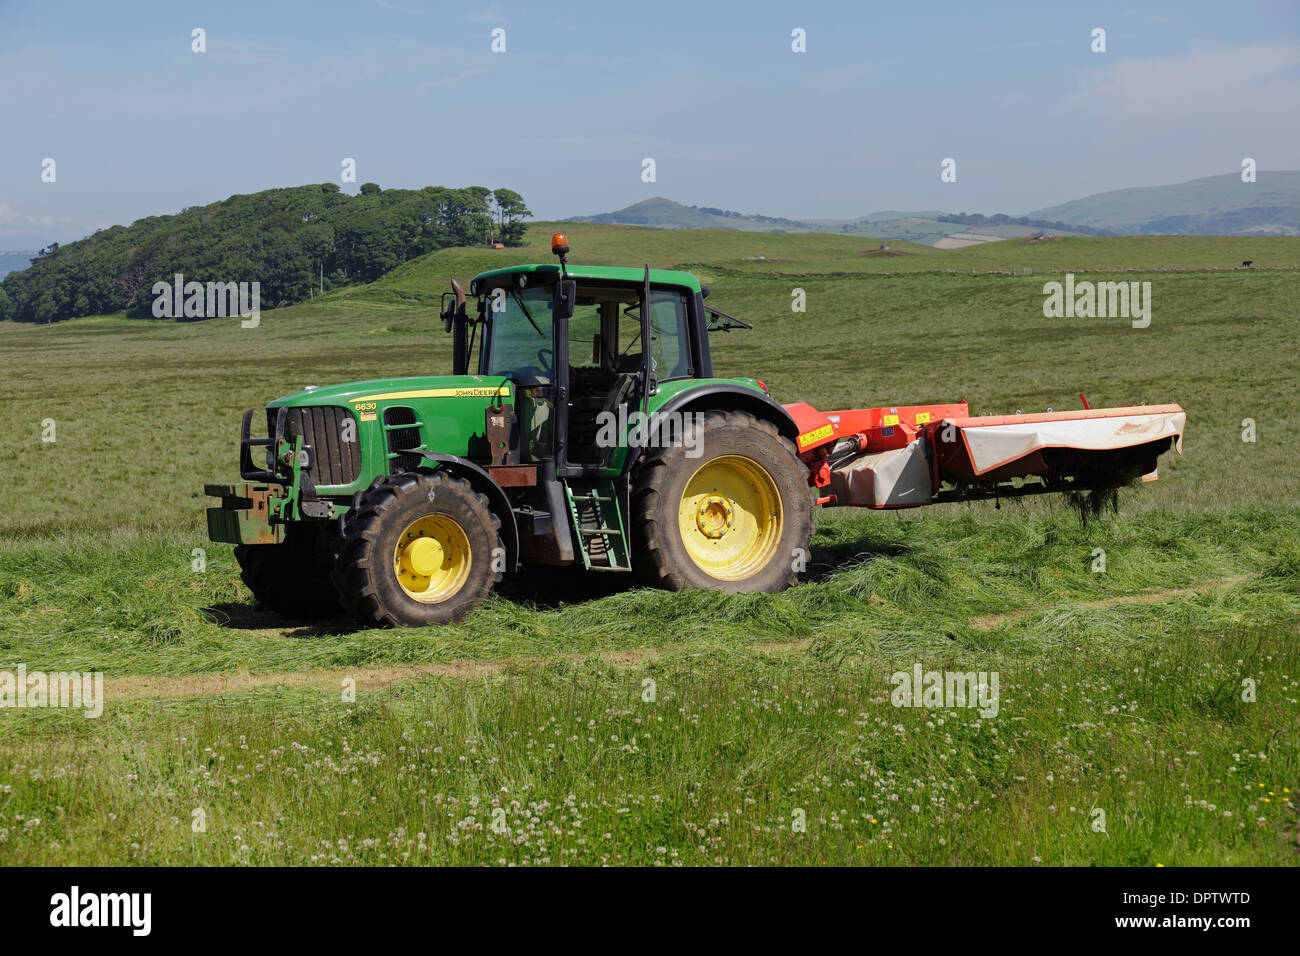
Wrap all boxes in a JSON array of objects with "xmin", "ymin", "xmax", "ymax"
[
  {"xmin": 536, "ymin": 348, "xmax": 554, "ymax": 376},
  {"xmin": 511, "ymin": 349, "xmax": 555, "ymax": 386},
  {"xmin": 514, "ymin": 349, "xmax": 554, "ymax": 385},
  {"xmin": 513, "ymin": 367, "xmax": 548, "ymax": 384}
]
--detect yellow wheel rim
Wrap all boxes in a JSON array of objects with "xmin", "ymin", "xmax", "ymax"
[
  {"xmin": 393, "ymin": 514, "xmax": 472, "ymax": 603},
  {"xmin": 677, "ymin": 455, "xmax": 784, "ymax": 582}
]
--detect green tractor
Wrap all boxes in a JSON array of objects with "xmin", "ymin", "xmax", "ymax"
[{"xmin": 205, "ymin": 234, "xmax": 815, "ymax": 626}]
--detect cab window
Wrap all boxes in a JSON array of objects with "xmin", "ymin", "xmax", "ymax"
[
  {"xmin": 648, "ymin": 290, "xmax": 692, "ymax": 381},
  {"xmin": 480, "ymin": 285, "xmax": 553, "ymax": 381}
]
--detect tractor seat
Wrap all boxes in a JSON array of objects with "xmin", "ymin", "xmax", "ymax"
[
  {"xmin": 595, "ymin": 373, "xmax": 640, "ymax": 466},
  {"xmin": 601, "ymin": 372, "xmax": 639, "ymax": 416},
  {"xmin": 567, "ymin": 372, "xmax": 640, "ymax": 468}
]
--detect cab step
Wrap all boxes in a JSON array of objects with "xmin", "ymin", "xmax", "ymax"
[{"xmin": 563, "ymin": 479, "xmax": 631, "ymax": 572}]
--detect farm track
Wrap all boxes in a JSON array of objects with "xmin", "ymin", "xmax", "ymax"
[
  {"xmin": 968, "ymin": 574, "xmax": 1254, "ymax": 630},
  {"xmin": 105, "ymin": 641, "xmax": 815, "ymax": 702}
]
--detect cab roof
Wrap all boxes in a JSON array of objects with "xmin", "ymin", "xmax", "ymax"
[{"xmin": 471, "ymin": 263, "xmax": 702, "ymax": 294}]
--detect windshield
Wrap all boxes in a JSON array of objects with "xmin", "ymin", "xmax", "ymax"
[
  {"xmin": 480, "ymin": 285, "xmax": 554, "ymax": 381},
  {"xmin": 476, "ymin": 280, "xmax": 694, "ymax": 383}
]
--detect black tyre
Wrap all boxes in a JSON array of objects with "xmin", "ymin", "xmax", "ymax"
[
  {"xmin": 332, "ymin": 471, "xmax": 502, "ymax": 627},
  {"xmin": 234, "ymin": 523, "xmax": 342, "ymax": 619},
  {"xmin": 632, "ymin": 410, "xmax": 813, "ymax": 593}
]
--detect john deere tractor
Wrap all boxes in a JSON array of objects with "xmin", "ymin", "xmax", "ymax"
[{"xmin": 205, "ymin": 234, "xmax": 815, "ymax": 626}]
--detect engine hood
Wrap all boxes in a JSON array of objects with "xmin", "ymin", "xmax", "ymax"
[{"xmin": 268, "ymin": 374, "xmax": 513, "ymax": 409}]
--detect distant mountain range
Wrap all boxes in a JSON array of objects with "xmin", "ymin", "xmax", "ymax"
[
  {"xmin": 567, "ymin": 172, "xmax": 1300, "ymax": 247},
  {"xmin": 566, "ymin": 199, "xmax": 1101, "ymax": 247},
  {"xmin": 1026, "ymin": 171, "xmax": 1300, "ymax": 237}
]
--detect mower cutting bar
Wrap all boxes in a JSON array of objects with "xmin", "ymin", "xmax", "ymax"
[
  {"xmin": 785, "ymin": 400, "xmax": 1187, "ymax": 509},
  {"xmin": 936, "ymin": 405, "xmax": 1185, "ymax": 482}
]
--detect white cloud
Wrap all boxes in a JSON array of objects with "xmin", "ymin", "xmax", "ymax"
[
  {"xmin": 0, "ymin": 40, "xmax": 486, "ymax": 118},
  {"xmin": 1070, "ymin": 42, "xmax": 1300, "ymax": 116},
  {"xmin": 0, "ymin": 203, "xmax": 66, "ymax": 234}
]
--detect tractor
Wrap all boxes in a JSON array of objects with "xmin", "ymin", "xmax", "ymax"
[{"xmin": 205, "ymin": 233, "xmax": 1186, "ymax": 627}]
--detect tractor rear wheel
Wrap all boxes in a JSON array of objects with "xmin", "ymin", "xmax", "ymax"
[
  {"xmin": 332, "ymin": 471, "xmax": 502, "ymax": 627},
  {"xmin": 234, "ymin": 523, "xmax": 342, "ymax": 620},
  {"xmin": 632, "ymin": 410, "xmax": 812, "ymax": 593}
]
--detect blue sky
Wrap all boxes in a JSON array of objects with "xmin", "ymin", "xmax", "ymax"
[{"xmin": 1, "ymin": 0, "xmax": 1297, "ymax": 248}]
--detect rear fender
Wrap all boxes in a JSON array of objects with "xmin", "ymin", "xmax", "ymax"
[{"xmin": 643, "ymin": 383, "xmax": 800, "ymax": 462}]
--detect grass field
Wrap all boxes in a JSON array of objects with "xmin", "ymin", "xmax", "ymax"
[{"xmin": 1, "ymin": 223, "xmax": 1297, "ymax": 865}]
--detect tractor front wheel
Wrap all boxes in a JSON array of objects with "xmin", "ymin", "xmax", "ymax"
[
  {"xmin": 332, "ymin": 472, "xmax": 502, "ymax": 627},
  {"xmin": 234, "ymin": 523, "xmax": 342, "ymax": 620},
  {"xmin": 632, "ymin": 410, "xmax": 812, "ymax": 593}
]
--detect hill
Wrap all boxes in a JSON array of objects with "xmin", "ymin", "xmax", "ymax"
[
  {"xmin": 1027, "ymin": 171, "xmax": 1300, "ymax": 236},
  {"xmin": 566, "ymin": 197, "xmax": 820, "ymax": 232},
  {"xmin": 0, "ymin": 183, "xmax": 531, "ymax": 324},
  {"xmin": 848, "ymin": 209, "xmax": 945, "ymax": 223}
]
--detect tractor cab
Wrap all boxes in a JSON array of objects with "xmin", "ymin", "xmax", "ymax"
[{"xmin": 442, "ymin": 234, "xmax": 715, "ymax": 477}]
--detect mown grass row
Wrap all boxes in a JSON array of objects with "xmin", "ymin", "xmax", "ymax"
[{"xmin": 1, "ymin": 507, "xmax": 1296, "ymax": 675}]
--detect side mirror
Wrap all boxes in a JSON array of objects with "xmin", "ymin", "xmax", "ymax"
[
  {"xmin": 553, "ymin": 278, "xmax": 576, "ymax": 320},
  {"xmin": 442, "ymin": 278, "xmax": 468, "ymax": 332}
]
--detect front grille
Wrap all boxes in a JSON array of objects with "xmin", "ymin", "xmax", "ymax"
[
  {"xmin": 384, "ymin": 406, "xmax": 424, "ymax": 474},
  {"xmin": 269, "ymin": 406, "xmax": 361, "ymax": 487}
]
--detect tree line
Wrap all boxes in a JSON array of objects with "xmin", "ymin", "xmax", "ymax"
[{"xmin": 0, "ymin": 183, "xmax": 531, "ymax": 323}]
